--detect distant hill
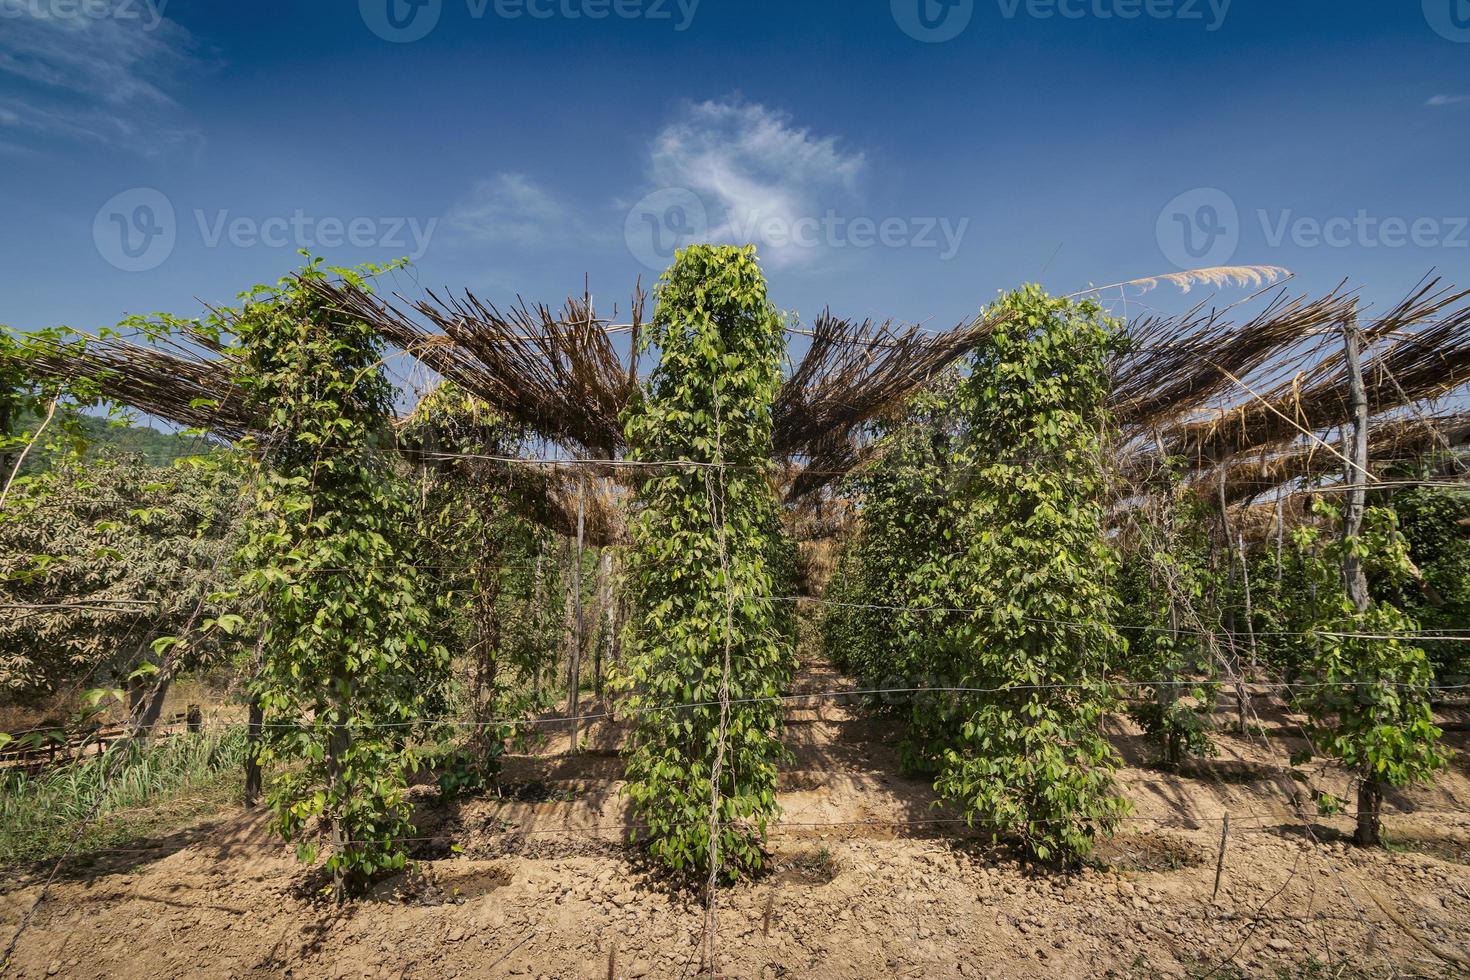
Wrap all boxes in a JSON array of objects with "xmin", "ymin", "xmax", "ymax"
[{"xmin": 12, "ymin": 409, "xmax": 222, "ymax": 473}]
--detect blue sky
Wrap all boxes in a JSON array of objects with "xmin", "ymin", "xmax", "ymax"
[{"xmin": 1, "ymin": 0, "xmax": 1467, "ymax": 340}]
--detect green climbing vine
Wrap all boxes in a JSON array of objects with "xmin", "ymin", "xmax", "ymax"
[
  {"xmin": 616, "ymin": 244, "xmax": 794, "ymax": 881},
  {"xmin": 1118, "ymin": 466, "xmax": 1220, "ymax": 768},
  {"xmin": 929, "ymin": 286, "xmax": 1128, "ymax": 862},
  {"xmin": 825, "ymin": 287, "xmax": 1127, "ymax": 862},
  {"xmin": 232, "ymin": 259, "xmax": 450, "ymax": 899}
]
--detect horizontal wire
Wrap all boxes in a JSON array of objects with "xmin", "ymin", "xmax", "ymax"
[
  {"xmin": 29, "ymin": 806, "xmax": 1470, "ymax": 858},
  {"xmin": 60, "ymin": 679, "xmax": 1465, "ymax": 735},
  {"xmin": 55, "ymin": 438, "xmax": 1470, "ymax": 484},
  {"xmin": 766, "ymin": 594, "xmax": 1470, "ymax": 642},
  {"xmin": 14, "ymin": 575, "xmax": 1470, "ymax": 643}
]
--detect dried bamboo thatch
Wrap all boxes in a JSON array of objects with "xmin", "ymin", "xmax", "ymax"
[
  {"xmin": 1209, "ymin": 415, "xmax": 1470, "ymax": 506},
  {"xmin": 1154, "ymin": 279, "xmax": 1470, "ymax": 463},
  {"xmin": 310, "ymin": 278, "xmax": 1001, "ymax": 503},
  {"xmin": 1111, "ymin": 277, "xmax": 1470, "ymax": 530},
  {"xmin": 16, "ymin": 331, "xmax": 255, "ymax": 439},
  {"xmin": 19, "ymin": 270, "xmax": 1470, "ymax": 546},
  {"xmin": 775, "ymin": 309, "xmax": 1002, "ymax": 500},
  {"xmin": 1112, "ymin": 286, "xmax": 1359, "ymax": 439},
  {"xmin": 303, "ymin": 278, "xmax": 637, "ymax": 460}
]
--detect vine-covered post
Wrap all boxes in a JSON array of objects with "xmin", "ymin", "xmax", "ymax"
[
  {"xmin": 617, "ymin": 244, "xmax": 793, "ymax": 881},
  {"xmin": 233, "ymin": 261, "xmax": 450, "ymax": 900},
  {"xmin": 933, "ymin": 286, "xmax": 1129, "ymax": 863}
]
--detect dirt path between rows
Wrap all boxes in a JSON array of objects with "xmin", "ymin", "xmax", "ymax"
[{"xmin": 6, "ymin": 661, "xmax": 1470, "ymax": 978}]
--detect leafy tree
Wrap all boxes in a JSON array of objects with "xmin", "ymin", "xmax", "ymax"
[
  {"xmin": 232, "ymin": 260, "xmax": 450, "ymax": 899},
  {"xmin": 0, "ymin": 330, "xmax": 25, "ymax": 479},
  {"xmin": 0, "ymin": 451, "xmax": 238, "ymax": 705},
  {"xmin": 1292, "ymin": 503, "xmax": 1448, "ymax": 845},
  {"xmin": 616, "ymin": 245, "xmax": 794, "ymax": 881},
  {"xmin": 7, "ymin": 408, "xmax": 211, "ymax": 473}
]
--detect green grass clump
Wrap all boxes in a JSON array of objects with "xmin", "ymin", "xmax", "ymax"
[{"xmin": 0, "ymin": 726, "xmax": 247, "ymax": 866}]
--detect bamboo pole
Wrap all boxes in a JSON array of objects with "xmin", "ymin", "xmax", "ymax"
[{"xmin": 568, "ymin": 482, "xmax": 586, "ymax": 753}]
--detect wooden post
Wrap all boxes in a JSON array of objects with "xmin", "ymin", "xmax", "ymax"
[
  {"xmin": 1218, "ymin": 469, "xmax": 1248, "ymax": 734},
  {"xmin": 244, "ymin": 694, "xmax": 264, "ymax": 808},
  {"xmin": 1212, "ymin": 811, "xmax": 1230, "ymax": 901},
  {"xmin": 1340, "ymin": 312, "xmax": 1380, "ymax": 846},
  {"xmin": 532, "ymin": 544, "xmax": 546, "ymax": 703},
  {"xmin": 1152, "ymin": 432, "xmax": 1182, "ymax": 766},
  {"xmin": 1341, "ymin": 314, "xmax": 1371, "ymax": 612},
  {"xmin": 1238, "ymin": 534, "xmax": 1258, "ymax": 674},
  {"xmin": 1274, "ymin": 489, "xmax": 1286, "ymax": 584},
  {"xmin": 594, "ymin": 549, "xmax": 611, "ymax": 699},
  {"xmin": 568, "ymin": 483, "xmax": 586, "ymax": 753}
]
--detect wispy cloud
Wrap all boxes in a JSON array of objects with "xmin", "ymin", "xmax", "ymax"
[
  {"xmin": 647, "ymin": 97, "xmax": 867, "ymax": 268},
  {"xmin": 445, "ymin": 173, "xmax": 604, "ymax": 249},
  {"xmin": 1426, "ymin": 94, "xmax": 1470, "ymax": 107},
  {"xmin": 0, "ymin": 4, "xmax": 203, "ymax": 154}
]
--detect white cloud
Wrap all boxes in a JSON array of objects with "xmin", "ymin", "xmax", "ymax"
[
  {"xmin": 1426, "ymin": 94, "xmax": 1470, "ymax": 107},
  {"xmin": 445, "ymin": 173, "xmax": 596, "ymax": 249},
  {"xmin": 0, "ymin": 4, "xmax": 202, "ymax": 154},
  {"xmin": 647, "ymin": 98, "xmax": 867, "ymax": 268}
]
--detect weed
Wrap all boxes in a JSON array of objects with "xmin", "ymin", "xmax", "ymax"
[{"xmin": 0, "ymin": 726, "xmax": 247, "ymax": 866}]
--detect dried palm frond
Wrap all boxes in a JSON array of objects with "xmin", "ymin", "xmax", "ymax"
[
  {"xmin": 1112, "ymin": 286, "xmax": 1357, "ymax": 439},
  {"xmin": 1134, "ymin": 414, "xmax": 1470, "ymax": 508}
]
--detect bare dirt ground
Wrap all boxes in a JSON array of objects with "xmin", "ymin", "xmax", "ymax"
[{"xmin": 6, "ymin": 661, "xmax": 1470, "ymax": 979}]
